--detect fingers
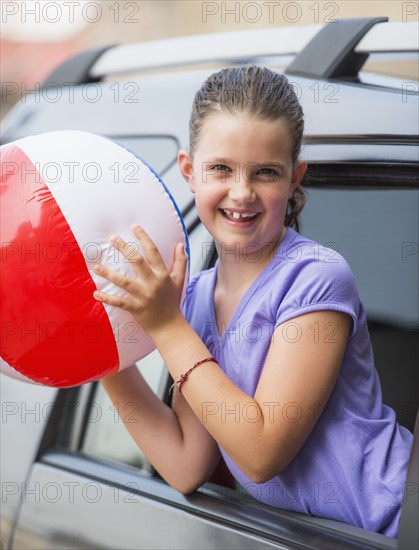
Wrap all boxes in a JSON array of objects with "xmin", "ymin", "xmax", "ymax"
[
  {"xmin": 92, "ymin": 264, "xmax": 139, "ymax": 312},
  {"xmin": 92, "ymin": 226, "xmax": 188, "ymax": 313},
  {"xmin": 107, "ymin": 232, "xmax": 151, "ymax": 279},
  {"xmin": 108, "ymin": 225, "xmax": 170, "ymax": 277},
  {"xmin": 93, "ymin": 288, "xmax": 135, "ymax": 312},
  {"xmin": 132, "ymin": 224, "xmax": 167, "ymax": 272},
  {"xmin": 171, "ymin": 242, "xmax": 188, "ymax": 289},
  {"xmin": 134, "ymin": 226, "xmax": 188, "ymax": 285},
  {"xmin": 92, "ymin": 263, "xmax": 138, "ymax": 298}
]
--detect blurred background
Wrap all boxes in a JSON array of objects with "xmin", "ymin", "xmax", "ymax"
[{"xmin": 0, "ymin": 0, "xmax": 415, "ymax": 117}]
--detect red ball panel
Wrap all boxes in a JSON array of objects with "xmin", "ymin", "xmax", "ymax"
[{"xmin": 0, "ymin": 146, "xmax": 119, "ymax": 387}]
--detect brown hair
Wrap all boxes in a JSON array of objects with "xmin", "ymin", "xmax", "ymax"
[{"xmin": 189, "ymin": 65, "xmax": 307, "ymax": 231}]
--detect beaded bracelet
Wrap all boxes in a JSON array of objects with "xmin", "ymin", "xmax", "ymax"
[{"xmin": 169, "ymin": 356, "xmax": 218, "ymax": 395}]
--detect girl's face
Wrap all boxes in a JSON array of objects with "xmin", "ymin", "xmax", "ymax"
[{"xmin": 178, "ymin": 112, "xmax": 306, "ymax": 261}]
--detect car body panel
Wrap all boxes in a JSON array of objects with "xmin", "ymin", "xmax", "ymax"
[
  {"xmin": 10, "ymin": 454, "xmax": 398, "ymax": 550},
  {"xmin": 1, "ymin": 377, "xmax": 58, "ymax": 547}
]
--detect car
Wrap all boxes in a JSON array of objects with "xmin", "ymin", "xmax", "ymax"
[{"xmin": 1, "ymin": 17, "xmax": 418, "ymax": 550}]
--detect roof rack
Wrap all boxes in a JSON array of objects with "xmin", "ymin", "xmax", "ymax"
[
  {"xmin": 285, "ymin": 17, "xmax": 389, "ymax": 79},
  {"xmin": 90, "ymin": 25, "xmax": 321, "ymax": 79},
  {"xmin": 42, "ymin": 46, "xmax": 114, "ymax": 87},
  {"xmin": 41, "ymin": 19, "xmax": 418, "ymax": 87}
]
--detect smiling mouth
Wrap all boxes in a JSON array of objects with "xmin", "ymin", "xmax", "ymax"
[{"xmin": 220, "ymin": 209, "xmax": 260, "ymax": 222}]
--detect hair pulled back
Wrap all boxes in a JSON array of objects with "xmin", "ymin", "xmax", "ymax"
[{"xmin": 189, "ymin": 65, "xmax": 307, "ymax": 231}]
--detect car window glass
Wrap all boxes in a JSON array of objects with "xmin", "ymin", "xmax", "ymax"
[
  {"xmin": 109, "ymin": 136, "xmax": 179, "ymax": 175},
  {"xmin": 82, "ymin": 350, "xmax": 166, "ymax": 470},
  {"xmin": 300, "ymin": 187, "xmax": 418, "ymax": 429},
  {"xmin": 300, "ymin": 188, "xmax": 418, "ymax": 323}
]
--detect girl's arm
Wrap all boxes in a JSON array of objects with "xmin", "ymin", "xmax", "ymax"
[
  {"xmin": 96, "ymin": 226, "xmax": 220, "ymax": 493},
  {"xmin": 101, "ymin": 365, "xmax": 221, "ymax": 494},
  {"xmin": 94, "ymin": 226, "xmax": 351, "ymax": 484},
  {"xmin": 149, "ymin": 309, "xmax": 351, "ymax": 484}
]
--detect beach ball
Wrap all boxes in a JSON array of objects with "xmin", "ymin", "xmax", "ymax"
[{"xmin": 0, "ymin": 130, "xmax": 189, "ymax": 387}]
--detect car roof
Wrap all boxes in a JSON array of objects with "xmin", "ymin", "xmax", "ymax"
[
  {"xmin": 1, "ymin": 18, "xmax": 418, "ymax": 158},
  {"xmin": 84, "ymin": 21, "xmax": 418, "ymax": 78}
]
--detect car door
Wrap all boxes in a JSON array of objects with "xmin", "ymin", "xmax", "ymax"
[
  {"xmin": 7, "ymin": 342, "xmax": 281, "ymax": 549},
  {"xmin": 5, "ymin": 108, "xmax": 417, "ymax": 550}
]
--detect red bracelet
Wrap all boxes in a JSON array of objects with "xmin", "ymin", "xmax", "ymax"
[{"xmin": 169, "ymin": 356, "xmax": 218, "ymax": 395}]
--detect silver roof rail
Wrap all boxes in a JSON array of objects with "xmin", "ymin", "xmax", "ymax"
[
  {"xmin": 42, "ymin": 20, "xmax": 418, "ymax": 86},
  {"xmin": 90, "ymin": 24, "xmax": 322, "ymax": 78}
]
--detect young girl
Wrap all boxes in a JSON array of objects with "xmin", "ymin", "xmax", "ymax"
[{"xmin": 93, "ymin": 66, "xmax": 413, "ymax": 538}]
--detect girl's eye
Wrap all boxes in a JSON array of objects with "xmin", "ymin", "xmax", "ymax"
[
  {"xmin": 255, "ymin": 167, "xmax": 281, "ymax": 182},
  {"xmin": 212, "ymin": 164, "xmax": 230, "ymax": 172},
  {"xmin": 257, "ymin": 168, "xmax": 278, "ymax": 177}
]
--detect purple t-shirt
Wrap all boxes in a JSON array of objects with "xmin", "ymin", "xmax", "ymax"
[{"xmin": 183, "ymin": 227, "xmax": 413, "ymax": 537}]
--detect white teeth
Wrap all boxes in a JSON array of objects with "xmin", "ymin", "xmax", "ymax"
[{"xmin": 223, "ymin": 209, "xmax": 256, "ymax": 220}]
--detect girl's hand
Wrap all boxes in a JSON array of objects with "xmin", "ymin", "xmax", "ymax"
[{"xmin": 92, "ymin": 225, "xmax": 188, "ymax": 338}]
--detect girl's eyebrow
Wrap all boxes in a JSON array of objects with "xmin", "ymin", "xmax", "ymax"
[
  {"xmin": 204, "ymin": 157, "xmax": 233, "ymax": 164},
  {"xmin": 204, "ymin": 157, "xmax": 287, "ymax": 168},
  {"xmin": 253, "ymin": 162, "xmax": 287, "ymax": 169}
]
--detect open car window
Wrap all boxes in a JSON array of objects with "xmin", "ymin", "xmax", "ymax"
[{"xmin": 300, "ymin": 186, "xmax": 418, "ymax": 431}]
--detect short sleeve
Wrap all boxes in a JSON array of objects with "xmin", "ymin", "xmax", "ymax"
[{"xmin": 274, "ymin": 245, "xmax": 361, "ymax": 337}]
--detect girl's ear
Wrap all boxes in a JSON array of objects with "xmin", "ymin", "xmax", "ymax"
[
  {"xmin": 178, "ymin": 149, "xmax": 195, "ymax": 193},
  {"xmin": 289, "ymin": 160, "xmax": 307, "ymax": 197}
]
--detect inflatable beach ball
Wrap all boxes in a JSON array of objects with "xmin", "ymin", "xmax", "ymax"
[{"xmin": 0, "ymin": 130, "xmax": 189, "ymax": 387}]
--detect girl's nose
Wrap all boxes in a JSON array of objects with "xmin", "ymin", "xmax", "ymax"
[{"xmin": 229, "ymin": 175, "xmax": 255, "ymax": 203}]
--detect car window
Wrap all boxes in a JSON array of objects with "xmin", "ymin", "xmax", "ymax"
[
  {"xmin": 109, "ymin": 135, "xmax": 179, "ymax": 175},
  {"xmin": 80, "ymin": 187, "xmax": 418, "ymax": 468},
  {"xmin": 300, "ymin": 188, "xmax": 418, "ymax": 323},
  {"xmin": 80, "ymin": 220, "xmax": 212, "ymax": 469},
  {"xmin": 300, "ymin": 187, "xmax": 418, "ymax": 430},
  {"xmin": 82, "ymin": 350, "xmax": 166, "ymax": 470}
]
